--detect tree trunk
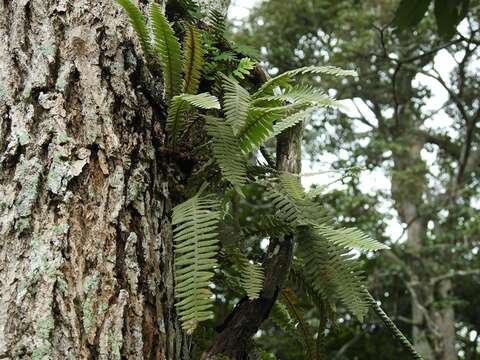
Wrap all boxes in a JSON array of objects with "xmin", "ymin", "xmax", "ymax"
[
  {"xmin": 0, "ymin": 0, "xmax": 222, "ymax": 358},
  {"xmin": 390, "ymin": 69, "xmax": 457, "ymax": 360}
]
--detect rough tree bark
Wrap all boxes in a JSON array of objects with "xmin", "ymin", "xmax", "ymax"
[{"xmin": 0, "ymin": 0, "xmax": 223, "ymax": 359}]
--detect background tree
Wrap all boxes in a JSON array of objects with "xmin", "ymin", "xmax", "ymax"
[{"xmin": 236, "ymin": 0, "xmax": 480, "ymax": 359}]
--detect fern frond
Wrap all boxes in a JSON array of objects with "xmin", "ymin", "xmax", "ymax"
[
  {"xmin": 254, "ymin": 65, "xmax": 357, "ymax": 98},
  {"xmin": 313, "ymin": 225, "xmax": 389, "ymax": 251},
  {"xmin": 116, "ymin": 0, "xmax": 151, "ymax": 55},
  {"xmin": 222, "ymin": 76, "xmax": 251, "ymax": 135},
  {"xmin": 167, "ymin": 93, "xmax": 220, "ymax": 142},
  {"xmin": 150, "ymin": 3, "xmax": 182, "ymax": 101},
  {"xmin": 172, "ymin": 192, "xmax": 222, "ymax": 333},
  {"xmin": 232, "ymin": 57, "xmax": 256, "ymax": 79},
  {"xmin": 205, "ymin": 116, "xmax": 247, "ymax": 188},
  {"xmin": 280, "ymin": 288, "xmax": 316, "ymax": 359},
  {"xmin": 209, "ymin": 9, "xmax": 227, "ymax": 41},
  {"xmin": 255, "ymin": 85, "xmax": 330, "ymax": 105},
  {"xmin": 238, "ymin": 108, "xmax": 282, "ymax": 153},
  {"xmin": 270, "ymin": 107, "xmax": 318, "ymax": 139},
  {"xmin": 239, "ymin": 258, "xmax": 264, "ymax": 299},
  {"xmin": 296, "ymin": 228, "xmax": 369, "ymax": 321},
  {"xmin": 182, "ymin": 26, "xmax": 204, "ymax": 94}
]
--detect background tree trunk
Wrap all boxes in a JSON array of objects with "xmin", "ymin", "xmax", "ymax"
[{"xmin": 0, "ymin": 0, "xmax": 222, "ymax": 358}]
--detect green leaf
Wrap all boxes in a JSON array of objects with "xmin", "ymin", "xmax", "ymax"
[
  {"xmin": 313, "ymin": 225, "xmax": 390, "ymax": 251},
  {"xmin": 222, "ymin": 75, "xmax": 252, "ymax": 135},
  {"xmin": 254, "ymin": 65, "xmax": 357, "ymax": 99},
  {"xmin": 205, "ymin": 116, "xmax": 247, "ymax": 188},
  {"xmin": 239, "ymin": 257, "xmax": 264, "ymax": 299},
  {"xmin": 296, "ymin": 228, "xmax": 370, "ymax": 321},
  {"xmin": 232, "ymin": 57, "xmax": 256, "ymax": 79},
  {"xmin": 393, "ymin": 0, "xmax": 431, "ymax": 29},
  {"xmin": 167, "ymin": 93, "xmax": 220, "ymax": 143},
  {"xmin": 434, "ymin": 0, "xmax": 466, "ymax": 39},
  {"xmin": 150, "ymin": 3, "xmax": 183, "ymax": 101},
  {"xmin": 173, "ymin": 192, "xmax": 222, "ymax": 334},
  {"xmin": 238, "ymin": 108, "xmax": 282, "ymax": 153},
  {"xmin": 182, "ymin": 26, "xmax": 204, "ymax": 94},
  {"xmin": 116, "ymin": 0, "xmax": 151, "ymax": 55}
]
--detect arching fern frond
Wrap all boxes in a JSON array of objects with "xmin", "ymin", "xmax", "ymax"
[
  {"xmin": 313, "ymin": 225, "xmax": 390, "ymax": 251},
  {"xmin": 239, "ymin": 257, "xmax": 264, "ymax": 299},
  {"xmin": 150, "ymin": 3, "xmax": 182, "ymax": 101},
  {"xmin": 254, "ymin": 65, "xmax": 357, "ymax": 99},
  {"xmin": 182, "ymin": 25, "xmax": 204, "ymax": 94},
  {"xmin": 296, "ymin": 228, "xmax": 369, "ymax": 321},
  {"xmin": 172, "ymin": 192, "xmax": 222, "ymax": 333},
  {"xmin": 116, "ymin": 0, "xmax": 151, "ymax": 56},
  {"xmin": 167, "ymin": 93, "xmax": 220, "ymax": 143},
  {"xmin": 205, "ymin": 116, "xmax": 247, "ymax": 188},
  {"xmin": 222, "ymin": 76, "xmax": 251, "ymax": 135}
]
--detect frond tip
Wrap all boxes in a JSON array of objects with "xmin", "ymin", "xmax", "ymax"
[
  {"xmin": 116, "ymin": 0, "xmax": 151, "ymax": 55},
  {"xmin": 182, "ymin": 26, "xmax": 204, "ymax": 94},
  {"xmin": 172, "ymin": 192, "xmax": 222, "ymax": 333},
  {"xmin": 150, "ymin": 3, "xmax": 182, "ymax": 101}
]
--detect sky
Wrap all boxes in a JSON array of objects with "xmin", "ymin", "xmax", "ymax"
[{"xmin": 227, "ymin": 0, "xmax": 462, "ymax": 243}]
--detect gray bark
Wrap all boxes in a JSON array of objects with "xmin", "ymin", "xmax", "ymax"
[{"xmin": 0, "ymin": 0, "xmax": 222, "ymax": 359}]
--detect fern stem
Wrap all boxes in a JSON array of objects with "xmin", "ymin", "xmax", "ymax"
[{"xmin": 366, "ymin": 291, "xmax": 424, "ymax": 360}]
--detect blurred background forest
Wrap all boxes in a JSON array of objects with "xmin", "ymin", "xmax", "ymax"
[{"xmin": 203, "ymin": 1, "xmax": 480, "ymax": 359}]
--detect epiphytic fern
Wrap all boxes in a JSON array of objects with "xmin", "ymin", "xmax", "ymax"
[
  {"xmin": 182, "ymin": 25, "xmax": 204, "ymax": 94},
  {"xmin": 222, "ymin": 75, "xmax": 251, "ymax": 135},
  {"xmin": 116, "ymin": 0, "xmax": 151, "ymax": 55},
  {"xmin": 150, "ymin": 3, "xmax": 183, "ymax": 101},
  {"xmin": 296, "ymin": 227, "xmax": 370, "ymax": 321},
  {"xmin": 254, "ymin": 65, "xmax": 357, "ymax": 98},
  {"xmin": 205, "ymin": 116, "xmax": 247, "ymax": 188},
  {"xmin": 167, "ymin": 93, "xmax": 220, "ymax": 142},
  {"xmin": 239, "ymin": 257, "xmax": 264, "ymax": 299},
  {"xmin": 232, "ymin": 57, "xmax": 256, "ymax": 79},
  {"xmin": 313, "ymin": 225, "xmax": 389, "ymax": 251},
  {"xmin": 172, "ymin": 191, "xmax": 222, "ymax": 334}
]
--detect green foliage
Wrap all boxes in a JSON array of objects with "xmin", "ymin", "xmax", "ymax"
[
  {"xmin": 167, "ymin": 93, "xmax": 220, "ymax": 143},
  {"xmin": 150, "ymin": 3, "xmax": 183, "ymax": 101},
  {"xmin": 222, "ymin": 75, "xmax": 251, "ymax": 135},
  {"xmin": 254, "ymin": 65, "xmax": 357, "ymax": 99},
  {"xmin": 394, "ymin": 0, "xmax": 470, "ymax": 38},
  {"xmin": 172, "ymin": 191, "xmax": 222, "ymax": 334},
  {"xmin": 297, "ymin": 227, "xmax": 369, "ymax": 321},
  {"xmin": 232, "ymin": 57, "xmax": 256, "ymax": 79},
  {"xmin": 117, "ymin": 0, "xmax": 391, "ymax": 342},
  {"xmin": 116, "ymin": 0, "xmax": 151, "ymax": 55},
  {"xmin": 205, "ymin": 116, "xmax": 247, "ymax": 188},
  {"xmin": 239, "ymin": 257, "xmax": 264, "ymax": 299},
  {"xmin": 182, "ymin": 26, "xmax": 204, "ymax": 94}
]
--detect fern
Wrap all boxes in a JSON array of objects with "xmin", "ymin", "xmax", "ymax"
[
  {"xmin": 239, "ymin": 257, "xmax": 264, "ymax": 299},
  {"xmin": 232, "ymin": 57, "xmax": 256, "ymax": 79},
  {"xmin": 167, "ymin": 93, "xmax": 220, "ymax": 142},
  {"xmin": 254, "ymin": 65, "xmax": 357, "ymax": 99},
  {"xmin": 172, "ymin": 192, "xmax": 222, "ymax": 333},
  {"xmin": 222, "ymin": 76, "xmax": 251, "ymax": 135},
  {"xmin": 183, "ymin": 25, "xmax": 204, "ymax": 94},
  {"xmin": 238, "ymin": 108, "xmax": 282, "ymax": 153},
  {"xmin": 205, "ymin": 116, "xmax": 247, "ymax": 188},
  {"xmin": 116, "ymin": 0, "xmax": 151, "ymax": 56},
  {"xmin": 313, "ymin": 225, "xmax": 389, "ymax": 251},
  {"xmin": 209, "ymin": 9, "xmax": 227, "ymax": 42},
  {"xmin": 150, "ymin": 3, "xmax": 183, "ymax": 101},
  {"xmin": 296, "ymin": 227, "xmax": 370, "ymax": 321}
]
